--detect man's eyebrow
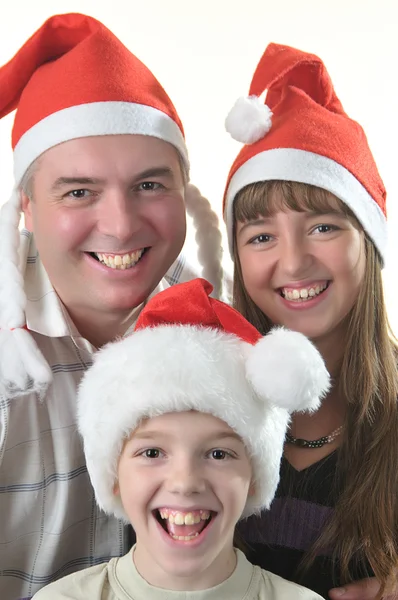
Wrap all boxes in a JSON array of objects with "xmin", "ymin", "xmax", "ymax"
[
  {"xmin": 132, "ymin": 166, "xmax": 175, "ymax": 182},
  {"xmin": 51, "ymin": 177, "xmax": 105, "ymax": 191}
]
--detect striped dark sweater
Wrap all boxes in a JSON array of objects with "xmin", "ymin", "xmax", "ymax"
[{"xmin": 238, "ymin": 451, "xmax": 373, "ymax": 599}]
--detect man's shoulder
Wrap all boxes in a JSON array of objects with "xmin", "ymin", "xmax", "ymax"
[
  {"xmin": 256, "ymin": 566, "xmax": 323, "ymax": 599},
  {"xmin": 32, "ymin": 560, "xmax": 116, "ymax": 600}
]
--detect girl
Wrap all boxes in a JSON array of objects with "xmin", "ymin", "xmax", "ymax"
[{"xmin": 223, "ymin": 43, "xmax": 398, "ymax": 600}]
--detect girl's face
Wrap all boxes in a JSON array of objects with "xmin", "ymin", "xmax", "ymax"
[{"xmin": 235, "ymin": 190, "xmax": 366, "ymax": 347}]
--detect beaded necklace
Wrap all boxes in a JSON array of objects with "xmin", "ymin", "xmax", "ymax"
[{"xmin": 285, "ymin": 425, "xmax": 343, "ymax": 449}]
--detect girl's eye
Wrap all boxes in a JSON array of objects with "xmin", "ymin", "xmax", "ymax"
[
  {"xmin": 138, "ymin": 182, "xmax": 162, "ymax": 191},
  {"xmin": 250, "ymin": 233, "xmax": 272, "ymax": 245},
  {"xmin": 313, "ymin": 224, "xmax": 338, "ymax": 234},
  {"xmin": 67, "ymin": 189, "xmax": 91, "ymax": 199}
]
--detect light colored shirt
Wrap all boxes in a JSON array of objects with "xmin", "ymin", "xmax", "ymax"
[
  {"xmin": 0, "ymin": 231, "xmax": 199, "ymax": 600},
  {"xmin": 32, "ymin": 547, "xmax": 324, "ymax": 600}
]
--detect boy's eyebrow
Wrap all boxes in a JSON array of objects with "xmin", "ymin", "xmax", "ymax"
[{"xmin": 131, "ymin": 429, "xmax": 243, "ymax": 443}]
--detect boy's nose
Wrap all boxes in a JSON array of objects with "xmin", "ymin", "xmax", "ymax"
[{"xmin": 166, "ymin": 460, "xmax": 207, "ymax": 496}]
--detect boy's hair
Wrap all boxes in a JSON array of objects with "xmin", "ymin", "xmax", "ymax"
[{"xmin": 233, "ymin": 180, "xmax": 398, "ymax": 596}]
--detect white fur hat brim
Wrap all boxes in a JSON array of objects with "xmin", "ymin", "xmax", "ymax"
[{"xmin": 77, "ymin": 325, "xmax": 329, "ymax": 521}]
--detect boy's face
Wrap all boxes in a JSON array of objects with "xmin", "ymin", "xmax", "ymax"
[{"xmin": 115, "ymin": 410, "xmax": 253, "ymax": 590}]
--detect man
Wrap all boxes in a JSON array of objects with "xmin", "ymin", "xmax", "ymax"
[{"xmin": 0, "ymin": 13, "xmax": 222, "ymax": 599}]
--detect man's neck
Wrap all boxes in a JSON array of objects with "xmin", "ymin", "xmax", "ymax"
[{"xmin": 66, "ymin": 304, "xmax": 142, "ymax": 348}]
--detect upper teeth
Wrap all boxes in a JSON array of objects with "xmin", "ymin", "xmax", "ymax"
[
  {"xmin": 158, "ymin": 509, "xmax": 210, "ymax": 525},
  {"xmin": 282, "ymin": 283, "xmax": 328, "ymax": 300},
  {"xmin": 94, "ymin": 250, "xmax": 144, "ymax": 269}
]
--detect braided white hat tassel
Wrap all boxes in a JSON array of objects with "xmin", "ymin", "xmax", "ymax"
[{"xmin": 0, "ymin": 189, "xmax": 52, "ymax": 398}]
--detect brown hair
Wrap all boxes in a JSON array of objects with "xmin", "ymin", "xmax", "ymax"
[{"xmin": 233, "ymin": 180, "xmax": 398, "ymax": 597}]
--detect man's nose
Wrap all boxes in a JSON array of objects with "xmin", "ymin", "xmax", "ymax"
[{"xmin": 96, "ymin": 189, "xmax": 140, "ymax": 243}]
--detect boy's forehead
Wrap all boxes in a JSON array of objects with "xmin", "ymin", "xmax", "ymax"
[{"xmin": 128, "ymin": 410, "xmax": 243, "ymax": 441}]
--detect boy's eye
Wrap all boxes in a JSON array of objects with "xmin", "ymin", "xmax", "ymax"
[
  {"xmin": 210, "ymin": 449, "xmax": 227, "ymax": 460},
  {"xmin": 143, "ymin": 448, "xmax": 161, "ymax": 459}
]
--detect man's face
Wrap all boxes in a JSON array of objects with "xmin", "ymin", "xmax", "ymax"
[{"xmin": 22, "ymin": 134, "xmax": 186, "ymax": 320}]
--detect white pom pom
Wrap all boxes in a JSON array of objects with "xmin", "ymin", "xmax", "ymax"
[
  {"xmin": 246, "ymin": 327, "xmax": 330, "ymax": 413},
  {"xmin": 225, "ymin": 96, "xmax": 273, "ymax": 144}
]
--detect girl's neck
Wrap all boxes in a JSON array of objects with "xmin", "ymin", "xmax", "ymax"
[{"xmin": 284, "ymin": 324, "xmax": 347, "ymax": 471}]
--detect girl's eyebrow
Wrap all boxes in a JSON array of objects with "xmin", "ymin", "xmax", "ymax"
[{"xmin": 237, "ymin": 218, "xmax": 269, "ymax": 234}]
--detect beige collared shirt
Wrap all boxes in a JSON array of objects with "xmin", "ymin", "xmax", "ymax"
[{"xmin": 0, "ymin": 231, "xmax": 195, "ymax": 600}]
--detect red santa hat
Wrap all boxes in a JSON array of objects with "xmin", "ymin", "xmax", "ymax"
[
  {"xmin": 77, "ymin": 278, "xmax": 330, "ymax": 520},
  {"xmin": 224, "ymin": 43, "xmax": 387, "ymax": 262},
  {"xmin": 0, "ymin": 13, "xmax": 222, "ymax": 398}
]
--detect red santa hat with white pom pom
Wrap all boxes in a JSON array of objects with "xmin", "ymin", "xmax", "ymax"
[
  {"xmin": 77, "ymin": 278, "xmax": 330, "ymax": 521},
  {"xmin": 224, "ymin": 43, "xmax": 387, "ymax": 262},
  {"xmin": 0, "ymin": 13, "xmax": 222, "ymax": 400}
]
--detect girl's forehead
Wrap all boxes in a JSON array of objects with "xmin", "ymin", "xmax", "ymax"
[{"xmin": 234, "ymin": 181, "xmax": 352, "ymax": 223}]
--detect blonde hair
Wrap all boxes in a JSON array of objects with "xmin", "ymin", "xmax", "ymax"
[{"xmin": 233, "ymin": 181, "xmax": 398, "ymax": 598}]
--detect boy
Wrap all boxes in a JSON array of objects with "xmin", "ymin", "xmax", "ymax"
[{"xmin": 33, "ymin": 278, "xmax": 329, "ymax": 599}]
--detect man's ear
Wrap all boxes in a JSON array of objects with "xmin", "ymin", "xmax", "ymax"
[{"xmin": 21, "ymin": 190, "xmax": 33, "ymax": 232}]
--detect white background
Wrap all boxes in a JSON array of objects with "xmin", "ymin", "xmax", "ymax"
[{"xmin": 1, "ymin": 0, "xmax": 397, "ymax": 328}]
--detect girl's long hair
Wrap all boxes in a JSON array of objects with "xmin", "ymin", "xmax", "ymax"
[{"xmin": 233, "ymin": 180, "xmax": 398, "ymax": 597}]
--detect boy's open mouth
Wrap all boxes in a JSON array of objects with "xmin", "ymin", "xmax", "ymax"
[
  {"xmin": 154, "ymin": 508, "xmax": 215, "ymax": 541},
  {"xmin": 87, "ymin": 248, "xmax": 148, "ymax": 270}
]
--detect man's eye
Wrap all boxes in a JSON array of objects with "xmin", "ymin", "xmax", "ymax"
[
  {"xmin": 138, "ymin": 182, "xmax": 162, "ymax": 191},
  {"xmin": 67, "ymin": 189, "xmax": 90, "ymax": 198}
]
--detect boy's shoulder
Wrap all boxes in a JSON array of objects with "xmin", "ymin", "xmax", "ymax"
[
  {"xmin": 32, "ymin": 559, "xmax": 117, "ymax": 600},
  {"xmin": 256, "ymin": 566, "xmax": 324, "ymax": 600}
]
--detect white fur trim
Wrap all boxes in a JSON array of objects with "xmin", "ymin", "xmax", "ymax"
[
  {"xmin": 13, "ymin": 101, "xmax": 189, "ymax": 184},
  {"xmin": 246, "ymin": 328, "xmax": 330, "ymax": 413},
  {"xmin": 225, "ymin": 96, "xmax": 273, "ymax": 144},
  {"xmin": 0, "ymin": 190, "xmax": 52, "ymax": 397},
  {"xmin": 77, "ymin": 324, "xmax": 320, "ymax": 520},
  {"xmin": 225, "ymin": 148, "xmax": 387, "ymax": 264}
]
